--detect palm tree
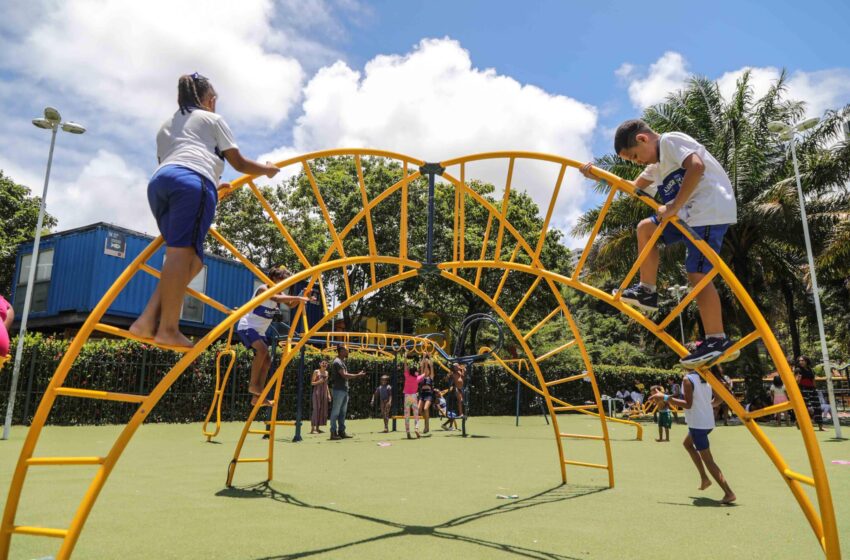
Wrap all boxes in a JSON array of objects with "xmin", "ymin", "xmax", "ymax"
[{"xmin": 574, "ymin": 71, "xmax": 850, "ymax": 388}]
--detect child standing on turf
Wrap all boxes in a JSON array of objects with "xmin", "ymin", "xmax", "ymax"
[
  {"xmin": 580, "ymin": 120, "xmax": 738, "ymax": 367},
  {"xmin": 651, "ymin": 385, "xmax": 672, "ymax": 442},
  {"xmin": 650, "ymin": 370, "xmax": 736, "ymax": 504},
  {"xmin": 130, "ymin": 73, "xmax": 280, "ymax": 348},
  {"xmin": 769, "ymin": 375, "xmax": 791, "ymax": 427},
  {"xmin": 370, "ymin": 375, "xmax": 393, "ymax": 433},
  {"xmin": 402, "ymin": 352, "xmax": 423, "ymax": 439}
]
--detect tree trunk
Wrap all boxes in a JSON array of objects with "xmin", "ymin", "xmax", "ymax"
[
  {"xmin": 729, "ymin": 244, "xmax": 764, "ymax": 398},
  {"xmin": 782, "ymin": 281, "xmax": 801, "ymax": 359}
]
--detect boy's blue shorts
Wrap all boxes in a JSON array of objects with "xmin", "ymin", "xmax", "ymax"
[
  {"xmin": 650, "ymin": 216, "xmax": 729, "ymax": 274},
  {"xmin": 688, "ymin": 427, "xmax": 713, "ymax": 451},
  {"xmin": 147, "ymin": 165, "xmax": 217, "ymax": 261},
  {"xmin": 237, "ymin": 328, "xmax": 269, "ymax": 349}
]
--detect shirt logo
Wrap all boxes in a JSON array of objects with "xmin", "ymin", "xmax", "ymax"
[{"xmin": 659, "ymin": 168, "xmax": 685, "ymax": 203}]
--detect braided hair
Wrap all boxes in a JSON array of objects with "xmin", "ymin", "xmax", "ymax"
[{"xmin": 177, "ymin": 73, "xmax": 216, "ymax": 115}]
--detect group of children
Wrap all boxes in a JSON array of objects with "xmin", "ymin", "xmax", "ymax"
[{"xmin": 368, "ymin": 350, "xmax": 465, "ymax": 438}]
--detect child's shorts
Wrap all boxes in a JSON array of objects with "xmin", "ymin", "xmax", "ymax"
[
  {"xmin": 657, "ymin": 410, "xmax": 673, "ymax": 429},
  {"xmin": 237, "ymin": 328, "xmax": 269, "ymax": 349},
  {"xmin": 419, "ymin": 393, "xmax": 434, "ymax": 403},
  {"xmin": 688, "ymin": 427, "xmax": 713, "ymax": 451},
  {"xmin": 650, "ymin": 216, "xmax": 729, "ymax": 274},
  {"xmin": 148, "ymin": 165, "xmax": 217, "ymax": 261}
]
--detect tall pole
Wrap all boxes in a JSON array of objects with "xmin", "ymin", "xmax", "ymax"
[
  {"xmin": 675, "ymin": 288, "xmax": 686, "ymax": 345},
  {"xmin": 790, "ymin": 139, "xmax": 842, "ymax": 438},
  {"xmin": 2, "ymin": 126, "xmax": 58, "ymax": 441}
]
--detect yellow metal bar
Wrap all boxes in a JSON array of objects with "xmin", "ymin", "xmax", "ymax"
[
  {"xmin": 523, "ymin": 307, "xmax": 560, "ymax": 341},
  {"xmin": 492, "ymin": 245, "xmax": 520, "ymax": 304},
  {"xmin": 534, "ymin": 163, "xmax": 567, "ymax": 258},
  {"xmin": 236, "ymin": 457, "xmax": 269, "ymax": 464},
  {"xmin": 355, "ymin": 155, "xmax": 378, "ymax": 285},
  {"xmin": 560, "ymin": 433, "xmax": 604, "ymax": 440},
  {"xmin": 509, "ymin": 277, "xmax": 541, "ymax": 321},
  {"xmin": 562, "ymin": 459, "xmax": 608, "ymax": 470},
  {"xmin": 572, "ymin": 186, "xmax": 618, "ymax": 280},
  {"xmin": 474, "ymin": 213, "xmax": 494, "ymax": 288},
  {"xmin": 93, "ymin": 323, "xmax": 191, "ymax": 353},
  {"xmin": 745, "ymin": 401, "xmax": 794, "ymax": 421},
  {"xmin": 26, "ymin": 457, "xmax": 104, "ymax": 466},
  {"xmin": 553, "ymin": 404, "xmax": 597, "ymax": 412},
  {"xmin": 139, "ymin": 264, "xmax": 232, "ymax": 316},
  {"xmin": 785, "ymin": 469, "xmax": 816, "ymax": 487},
  {"xmin": 202, "ymin": 328, "xmax": 236, "ymax": 440},
  {"xmin": 208, "ymin": 227, "xmax": 274, "ymax": 286},
  {"xmin": 708, "ymin": 330, "xmax": 760, "ymax": 367},
  {"xmin": 54, "ymin": 387, "xmax": 146, "ymax": 404},
  {"xmin": 654, "ymin": 270, "xmax": 719, "ymax": 331},
  {"xmin": 492, "ymin": 157, "xmax": 514, "ymax": 262},
  {"xmin": 247, "ymin": 181, "xmax": 311, "ymax": 269},
  {"xmin": 545, "ymin": 372, "xmax": 588, "ymax": 387},
  {"xmin": 459, "ymin": 162, "xmax": 466, "ymax": 273},
  {"xmin": 302, "ymin": 161, "xmax": 351, "ymax": 299},
  {"xmin": 399, "ymin": 162, "xmax": 409, "ymax": 274},
  {"xmin": 453, "ymin": 170, "xmax": 460, "ymax": 275},
  {"xmin": 248, "ymin": 429, "xmax": 270, "ymax": 435},
  {"xmin": 614, "ymin": 218, "xmax": 669, "ymax": 298},
  {"xmin": 11, "ymin": 526, "xmax": 68, "ymax": 538},
  {"xmin": 537, "ymin": 340, "xmax": 576, "ymax": 362}
]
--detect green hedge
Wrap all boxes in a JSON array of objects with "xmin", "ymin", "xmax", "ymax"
[{"xmin": 0, "ymin": 335, "xmax": 682, "ymax": 426}]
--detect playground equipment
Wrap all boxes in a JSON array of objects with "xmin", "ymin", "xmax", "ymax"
[{"xmin": 0, "ymin": 149, "xmax": 839, "ymax": 559}]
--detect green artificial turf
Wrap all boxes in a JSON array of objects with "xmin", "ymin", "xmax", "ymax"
[{"xmin": 1, "ymin": 416, "xmax": 848, "ymax": 559}]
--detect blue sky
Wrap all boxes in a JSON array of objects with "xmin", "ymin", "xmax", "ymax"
[{"xmin": 1, "ymin": 0, "xmax": 849, "ymax": 246}]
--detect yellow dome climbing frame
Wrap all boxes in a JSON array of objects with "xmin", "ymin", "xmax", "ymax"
[{"xmin": 0, "ymin": 149, "xmax": 839, "ymax": 560}]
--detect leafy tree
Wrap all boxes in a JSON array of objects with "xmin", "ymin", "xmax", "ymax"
[{"xmin": 0, "ymin": 171, "xmax": 57, "ymax": 296}]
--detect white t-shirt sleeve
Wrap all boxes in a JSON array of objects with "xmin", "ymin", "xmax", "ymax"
[
  {"xmin": 637, "ymin": 163, "xmax": 659, "ymax": 196},
  {"xmin": 212, "ymin": 116, "xmax": 238, "ymax": 153},
  {"xmin": 661, "ymin": 133, "xmax": 706, "ymax": 167}
]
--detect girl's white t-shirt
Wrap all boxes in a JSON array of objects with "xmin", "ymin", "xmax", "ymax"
[
  {"xmin": 638, "ymin": 132, "xmax": 737, "ymax": 227},
  {"xmin": 155, "ymin": 109, "xmax": 238, "ymax": 185},
  {"xmin": 237, "ymin": 286, "xmax": 279, "ymax": 333},
  {"xmin": 683, "ymin": 372, "xmax": 715, "ymax": 429}
]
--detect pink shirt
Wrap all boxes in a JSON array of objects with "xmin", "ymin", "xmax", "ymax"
[
  {"xmin": 0, "ymin": 296, "xmax": 9, "ymax": 321},
  {"xmin": 403, "ymin": 367, "xmax": 423, "ymax": 395}
]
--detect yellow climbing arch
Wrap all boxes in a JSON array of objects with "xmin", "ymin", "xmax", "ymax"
[{"xmin": 0, "ymin": 149, "xmax": 839, "ymax": 560}]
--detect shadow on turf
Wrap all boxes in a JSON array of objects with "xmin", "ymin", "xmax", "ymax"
[
  {"xmin": 659, "ymin": 497, "xmax": 739, "ymax": 508},
  {"xmin": 217, "ymin": 482, "xmax": 603, "ymax": 559}
]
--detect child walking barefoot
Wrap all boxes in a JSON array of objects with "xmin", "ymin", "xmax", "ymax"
[
  {"xmin": 371, "ymin": 375, "xmax": 393, "ymax": 433},
  {"xmin": 130, "ymin": 73, "xmax": 280, "ymax": 348},
  {"xmin": 402, "ymin": 351, "xmax": 423, "ymax": 439},
  {"xmin": 650, "ymin": 385, "xmax": 672, "ymax": 442}
]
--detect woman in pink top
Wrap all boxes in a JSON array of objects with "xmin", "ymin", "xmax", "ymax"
[
  {"xmin": 0, "ymin": 295, "xmax": 14, "ymax": 359},
  {"xmin": 402, "ymin": 351, "xmax": 423, "ymax": 439}
]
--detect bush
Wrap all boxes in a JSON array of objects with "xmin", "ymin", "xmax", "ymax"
[{"xmin": 0, "ymin": 334, "xmax": 682, "ymax": 426}]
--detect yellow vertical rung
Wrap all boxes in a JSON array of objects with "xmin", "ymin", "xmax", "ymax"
[
  {"xmin": 545, "ymin": 372, "xmax": 588, "ymax": 387},
  {"xmin": 563, "ymin": 459, "xmax": 608, "ymax": 470},
  {"xmin": 11, "ymin": 526, "xmax": 69, "ymax": 538},
  {"xmin": 537, "ymin": 340, "xmax": 576, "ymax": 362},
  {"xmin": 614, "ymin": 218, "xmax": 668, "ymax": 298}
]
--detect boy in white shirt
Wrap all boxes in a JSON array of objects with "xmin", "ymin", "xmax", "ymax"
[{"xmin": 581, "ymin": 119, "xmax": 739, "ymax": 367}]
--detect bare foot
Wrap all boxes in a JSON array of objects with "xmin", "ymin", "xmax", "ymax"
[
  {"xmin": 655, "ymin": 438, "xmax": 664, "ymax": 442},
  {"xmin": 248, "ymin": 383, "xmax": 263, "ymax": 396},
  {"xmin": 382, "ymin": 429, "xmax": 389, "ymax": 433},
  {"xmin": 129, "ymin": 319, "xmax": 156, "ymax": 339},
  {"xmin": 699, "ymin": 479, "xmax": 712, "ymax": 491},
  {"xmin": 250, "ymin": 396, "xmax": 274, "ymax": 407},
  {"xmin": 154, "ymin": 329, "xmax": 193, "ymax": 348},
  {"xmin": 721, "ymin": 492, "xmax": 736, "ymax": 504},
  {"xmin": 415, "ymin": 430, "xmax": 421, "ymax": 439}
]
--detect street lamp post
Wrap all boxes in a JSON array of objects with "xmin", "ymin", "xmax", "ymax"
[
  {"xmin": 667, "ymin": 285, "xmax": 688, "ymax": 345},
  {"xmin": 768, "ymin": 118, "xmax": 843, "ymax": 438},
  {"xmin": 2, "ymin": 107, "xmax": 86, "ymax": 441}
]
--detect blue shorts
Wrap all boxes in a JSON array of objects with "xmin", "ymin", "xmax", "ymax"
[
  {"xmin": 236, "ymin": 328, "xmax": 268, "ymax": 349},
  {"xmin": 148, "ymin": 165, "xmax": 217, "ymax": 261},
  {"xmin": 688, "ymin": 427, "xmax": 713, "ymax": 451},
  {"xmin": 650, "ymin": 216, "xmax": 729, "ymax": 274}
]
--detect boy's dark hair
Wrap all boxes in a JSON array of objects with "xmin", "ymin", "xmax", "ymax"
[
  {"xmin": 178, "ymin": 73, "xmax": 216, "ymax": 115},
  {"xmin": 614, "ymin": 119, "xmax": 653, "ymax": 154},
  {"xmin": 772, "ymin": 375, "xmax": 784, "ymax": 388}
]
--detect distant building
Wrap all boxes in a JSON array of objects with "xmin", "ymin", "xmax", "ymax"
[{"xmin": 10, "ymin": 223, "xmax": 323, "ymax": 337}]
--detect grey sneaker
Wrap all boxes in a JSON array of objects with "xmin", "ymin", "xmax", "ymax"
[{"xmin": 614, "ymin": 283, "xmax": 659, "ymax": 312}]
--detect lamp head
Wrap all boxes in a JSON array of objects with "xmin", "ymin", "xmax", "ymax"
[
  {"xmin": 780, "ymin": 131, "xmax": 794, "ymax": 142},
  {"xmin": 32, "ymin": 118, "xmax": 55, "ymax": 130},
  {"xmin": 768, "ymin": 121, "xmax": 790, "ymax": 134},
  {"xmin": 62, "ymin": 122, "xmax": 86, "ymax": 134},
  {"xmin": 43, "ymin": 106, "xmax": 62, "ymax": 123},
  {"xmin": 797, "ymin": 117, "xmax": 820, "ymax": 132}
]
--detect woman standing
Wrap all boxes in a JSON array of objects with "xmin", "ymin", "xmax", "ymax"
[
  {"xmin": 794, "ymin": 356, "xmax": 824, "ymax": 431},
  {"xmin": 310, "ymin": 360, "xmax": 331, "ymax": 433}
]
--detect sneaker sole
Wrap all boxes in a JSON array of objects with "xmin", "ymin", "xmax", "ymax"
[
  {"xmin": 680, "ymin": 348, "xmax": 741, "ymax": 367},
  {"xmin": 619, "ymin": 295, "xmax": 659, "ymax": 313}
]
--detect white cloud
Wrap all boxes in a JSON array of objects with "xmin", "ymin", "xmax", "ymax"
[
  {"xmin": 621, "ymin": 52, "xmax": 689, "ymax": 109},
  {"xmin": 265, "ymin": 38, "xmax": 598, "ymax": 244},
  {"xmin": 718, "ymin": 66, "xmax": 850, "ymax": 117},
  {"xmin": 49, "ymin": 150, "xmax": 156, "ymax": 235},
  {"xmin": 619, "ymin": 52, "xmax": 850, "ymax": 117},
  {"xmin": 1, "ymin": 0, "xmax": 304, "ymax": 130}
]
